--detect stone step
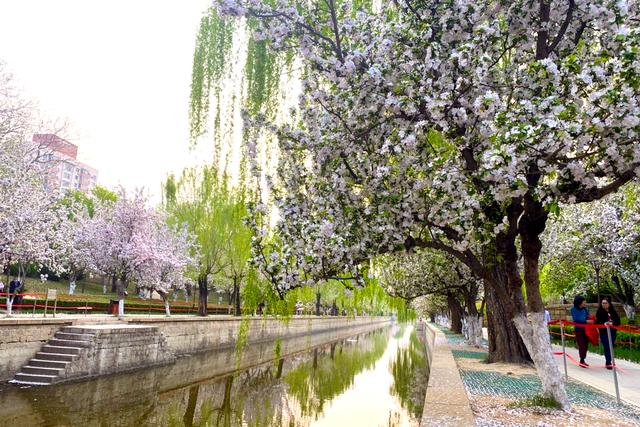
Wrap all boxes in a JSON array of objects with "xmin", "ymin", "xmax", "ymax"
[
  {"xmin": 59, "ymin": 326, "xmax": 98, "ymax": 335},
  {"xmin": 35, "ymin": 352, "xmax": 76, "ymax": 362},
  {"xmin": 21, "ymin": 366, "xmax": 63, "ymax": 376},
  {"xmin": 12, "ymin": 373, "xmax": 56, "ymax": 384},
  {"xmin": 48, "ymin": 338, "xmax": 91, "ymax": 348},
  {"xmin": 54, "ymin": 332, "xmax": 94, "ymax": 341},
  {"xmin": 8, "ymin": 380, "xmax": 51, "ymax": 386},
  {"xmin": 29, "ymin": 359, "xmax": 70, "ymax": 369},
  {"xmin": 41, "ymin": 345, "xmax": 82, "ymax": 355}
]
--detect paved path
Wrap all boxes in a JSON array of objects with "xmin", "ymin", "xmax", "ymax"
[
  {"xmin": 552, "ymin": 343, "xmax": 640, "ymax": 407},
  {"xmin": 482, "ymin": 326, "xmax": 640, "ymax": 407}
]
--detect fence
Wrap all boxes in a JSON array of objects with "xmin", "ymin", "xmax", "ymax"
[
  {"xmin": 0, "ymin": 292, "xmax": 233, "ymax": 316},
  {"xmin": 549, "ymin": 319, "xmax": 640, "ymax": 404}
]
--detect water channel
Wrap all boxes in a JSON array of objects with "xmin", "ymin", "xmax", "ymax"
[{"xmin": 0, "ymin": 324, "xmax": 428, "ymax": 427}]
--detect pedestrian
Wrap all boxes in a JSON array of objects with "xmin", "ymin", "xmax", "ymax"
[
  {"xmin": 0, "ymin": 280, "xmax": 4, "ymax": 294},
  {"xmin": 596, "ymin": 297, "xmax": 621, "ymax": 370},
  {"xmin": 571, "ymin": 295, "xmax": 593, "ymax": 368},
  {"xmin": 544, "ymin": 307, "xmax": 551, "ymax": 324}
]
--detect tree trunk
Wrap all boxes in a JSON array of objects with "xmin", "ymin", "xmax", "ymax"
[
  {"xmin": 519, "ymin": 197, "xmax": 569, "ymax": 409},
  {"xmin": 198, "ymin": 276, "xmax": 208, "ymax": 317},
  {"xmin": 623, "ymin": 304, "xmax": 636, "ymax": 322},
  {"xmin": 233, "ymin": 280, "xmax": 241, "ymax": 317},
  {"xmin": 117, "ymin": 279, "xmax": 126, "ymax": 319},
  {"xmin": 463, "ymin": 314, "xmax": 483, "ymax": 347},
  {"xmin": 484, "ymin": 283, "xmax": 530, "ymax": 363},
  {"xmin": 159, "ymin": 291, "xmax": 171, "ymax": 317},
  {"xmin": 315, "ymin": 289, "xmax": 321, "ymax": 316},
  {"xmin": 111, "ymin": 275, "xmax": 117, "ymax": 293},
  {"xmin": 447, "ymin": 293, "xmax": 463, "ymax": 334}
]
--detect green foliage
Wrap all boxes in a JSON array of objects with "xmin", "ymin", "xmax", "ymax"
[
  {"xmin": 540, "ymin": 261, "xmax": 592, "ymax": 302},
  {"xmin": 235, "ymin": 317, "xmax": 250, "ymax": 368},
  {"xmin": 91, "ymin": 185, "xmax": 117, "ymax": 204},
  {"xmin": 60, "ymin": 190, "xmax": 95, "ymax": 217},
  {"xmin": 190, "ymin": 7, "xmax": 235, "ymax": 139},
  {"xmin": 508, "ymin": 394, "xmax": 562, "ymax": 410}
]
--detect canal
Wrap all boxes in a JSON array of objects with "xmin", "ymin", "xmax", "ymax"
[{"xmin": 0, "ymin": 324, "xmax": 428, "ymax": 426}]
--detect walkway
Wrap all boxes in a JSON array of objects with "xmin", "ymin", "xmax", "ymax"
[
  {"xmin": 552, "ymin": 343, "xmax": 640, "ymax": 407},
  {"xmin": 447, "ymin": 326, "xmax": 640, "ymax": 426}
]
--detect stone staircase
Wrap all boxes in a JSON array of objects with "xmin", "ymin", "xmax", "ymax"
[{"xmin": 10, "ymin": 327, "xmax": 95, "ymax": 385}]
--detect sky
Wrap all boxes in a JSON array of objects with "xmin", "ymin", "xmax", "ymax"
[{"xmin": 0, "ymin": 0, "xmax": 214, "ymax": 201}]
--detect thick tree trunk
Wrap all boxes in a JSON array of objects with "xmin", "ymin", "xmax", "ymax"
[
  {"xmin": 519, "ymin": 195, "xmax": 569, "ymax": 409},
  {"xmin": 484, "ymin": 284, "xmax": 530, "ymax": 363},
  {"xmin": 111, "ymin": 275, "xmax": 117, "ymax": 293},
  {"xmin": 447, "ymin": 293, "xmax": 463, "ymax": 334},
  {"xmin": 198, "ymin": 276, "xmax": 208, "ymax": 317}
]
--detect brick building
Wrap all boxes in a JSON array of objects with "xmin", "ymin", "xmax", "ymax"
[{"xmin": 33, "ymin": 134, "xmax": 98, "ymax": 194}]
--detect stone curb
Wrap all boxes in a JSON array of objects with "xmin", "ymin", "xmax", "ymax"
[{"xmin": 420, "ymin": 322, "xmax": 475, "ymax": 427}]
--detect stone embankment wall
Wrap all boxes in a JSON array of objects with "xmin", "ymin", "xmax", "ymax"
[
  {"xmin": 128, "ymin": 316, "xmax": 389, "ymax": 355},
  {"xmin": 0, "ymin": 319, "xmax": 73, "ymax": 382},
  {"xmin": 63, "ymin": 325, "xmax": 176, "ymax": 381},
  {"xmin": 0, "ymin": 316, "xmax": 389, "ymax": 382},
  {"xmin": 420, "ymin": 322, "xmax": 475, "ymax": 427}
]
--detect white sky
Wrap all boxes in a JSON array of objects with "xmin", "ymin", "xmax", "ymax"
[{"xmin": 0, "ymin": 0, "xmax": 214, "ymax": 201}]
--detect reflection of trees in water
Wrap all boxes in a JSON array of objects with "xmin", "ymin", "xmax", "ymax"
[
  {"xmin": 284, "ymin": 330, "xmax": 388, "ymax": 418},
  {"xmin": 389, "ymin": 329, "xmax": 428, "ymax": 419},
  {"xmin": 156, "ymin": 329, "xmax": 391, "ymax": 427}
]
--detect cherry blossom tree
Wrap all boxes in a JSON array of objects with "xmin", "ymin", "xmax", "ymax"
[
  {"xmin": 0, "ymin": 63, "xmax": 65, "ymax": 314},
  {"xmin": 130, "ymin": 219, "xmax": 197, "ymax": 316},
  {"xmin": 194, "ymin": 0, "xmax": 640, "ymax": 407}
]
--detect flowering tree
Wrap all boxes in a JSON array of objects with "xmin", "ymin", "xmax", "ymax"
[
  {"xmin": 544, "ymin": 186, "xmax": 640, "ymax": 319},
  {"xmin": 195, "ymin": 0, "xmax": 640, "ymax": 407},
  {"xmin": 375, "ymin": 249, "xmax": 484, "ymax": 346},
  {"xmin": 130, "ymin": 219, "xmax": 197, "ymax": 316},
  {"xmin": 0, "ymin": 63, "xmax": 66, "ymax": 314}
]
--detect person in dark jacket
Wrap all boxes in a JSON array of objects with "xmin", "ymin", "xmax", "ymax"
[
  {"xmin": 596, "ymin": 297, "xmax": 621, "ymax": 369},
  {"xmin": 571, "ymin": 295, "xmax": 593, "ymax": 367}
]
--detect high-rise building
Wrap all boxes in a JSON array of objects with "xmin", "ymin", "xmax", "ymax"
[{"xmin": 33, "ymin": 134, "xmax": 99, "ymax": 194}]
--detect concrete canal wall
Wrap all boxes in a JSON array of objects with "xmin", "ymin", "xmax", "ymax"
[
  {"xmin": 0, "ymin": 316, "xmax": 389, "ymax": 382},
  {"xmin": 420, "ymin": 322, "xmax": 475, "ymax": 427}
]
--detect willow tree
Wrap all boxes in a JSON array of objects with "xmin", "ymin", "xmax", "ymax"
[
  {"xmin": 193, "ymin": 0, "xmax": 640, "ymax": 408},
  {"xmin": 164, "ymin": 167, "xmax": 232, "ymax": 316}
]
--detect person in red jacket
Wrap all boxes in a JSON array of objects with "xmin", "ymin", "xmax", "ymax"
[
  {"xmin": 571, "ymin": 295, "xmax": 594, "ymax": 368},
  {"xmin": 596, "ymin": 298, "xmax": 621, "ymax": 370}
]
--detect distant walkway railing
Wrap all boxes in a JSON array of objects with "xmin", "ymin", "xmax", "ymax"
[{"xmin": 0, "ymin": 292, "xmax": 233, "ymax": 316}]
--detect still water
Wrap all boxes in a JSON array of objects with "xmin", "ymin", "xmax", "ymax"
[{"xmin": 0, "ymin": 324, "xmax": 428, "ymax": 427}]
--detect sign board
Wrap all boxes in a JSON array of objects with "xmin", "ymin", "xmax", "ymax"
[{"xmin": 46, "ymin": 288, "xmax": 57, "ymax": 300}]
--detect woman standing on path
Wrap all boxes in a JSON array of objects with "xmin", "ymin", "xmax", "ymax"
[
  {"xmin": 596, "ymin": 297, "xmax": 621, "ymax": 370},
  {"xmin": 571, "ymin": 295, "xmax": 593, "ymax": 368}
]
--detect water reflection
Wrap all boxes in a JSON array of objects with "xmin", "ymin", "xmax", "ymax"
[{"xmin": 0, "ymin": 324, "xmax": 428, "ymax": 427}]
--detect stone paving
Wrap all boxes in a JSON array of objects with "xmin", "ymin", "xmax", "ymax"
[{"xmin": 439, "ymin": 326, "xmax": 640, "ymax": 426}]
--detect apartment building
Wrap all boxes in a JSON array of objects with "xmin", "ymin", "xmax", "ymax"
[{"xmin": 33, "ymin": 134, "xmax": 99, "ymax": 194}]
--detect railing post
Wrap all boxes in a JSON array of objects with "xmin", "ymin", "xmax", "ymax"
[
  {"xmin": 607, "ymin": 324, "xmax": 621, "ymax": 404},
  {"xmin": 560, "ymin": 321, "xmax": 568, "ymax": 381},
  {"xmin": 32, "ymin": 297, "xmax": 36, "ymax": 317}
]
